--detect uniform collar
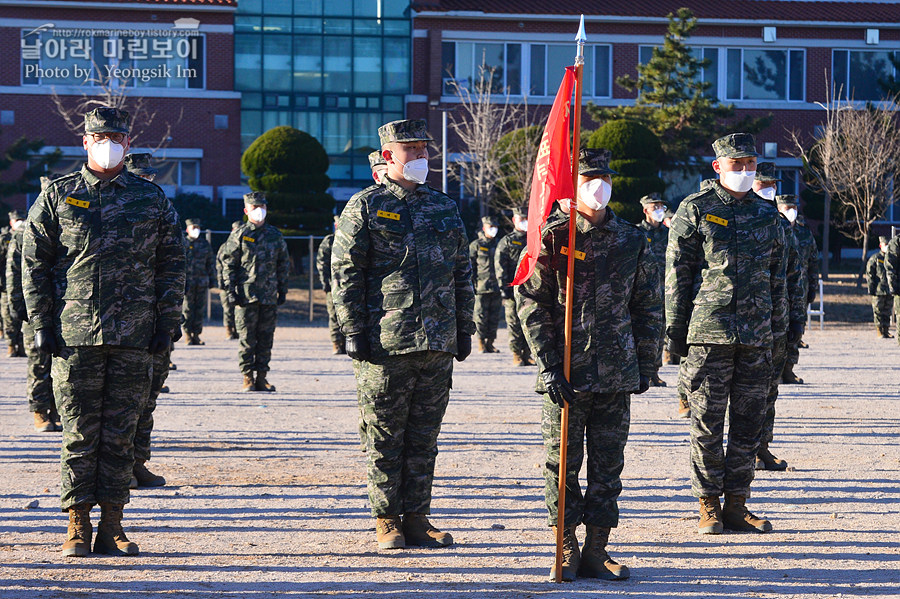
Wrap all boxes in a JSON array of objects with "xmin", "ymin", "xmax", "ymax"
[
  {"xmin": 81, "ymin": 163, "xmax": 129, "ymax": 189},
  {"xmin": 575, "ymin": 208, "xmax": 613, "ymax": 234},
  {"xmin": 383, "ymin": 175, "xmax": 426, "ymax": 202}
]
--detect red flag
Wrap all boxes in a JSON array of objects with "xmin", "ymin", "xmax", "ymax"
[{"xmin": 511, "ymin": 66, "xmax": 576, "ymax": 286}]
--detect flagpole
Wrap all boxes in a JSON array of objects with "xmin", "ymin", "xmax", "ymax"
[{"xmin": 554, "ymin": 14, "xmax": 585, "ymax": 584}]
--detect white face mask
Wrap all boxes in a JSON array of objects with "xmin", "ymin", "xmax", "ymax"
[
  {"xmin": 558, "ymin": 199, "xmax": 571, "ymax": 215},
  {"xmin": 485, "ymin": 226, "xmax": 498, "ymax": 238},
  {"xmin": 650, "ymin": 208, "xmax": 666, "ymax": 223},
  {"xmin": 719, "ymin": 170, "xmax": 756, "ymax": 193},
  {"xmin": 757, "ymin": 187, "xmax": 776, "ymax": 201},
  {"xmin": 514, "ymin": 217, "xmax": 528, "ymax": 232},
  {"xmin": 394, "ymin": 156, "xmax": 429, "ymax": 184},
  {"xmin": 579, "ymin": 179, "xmax": 612, "ymax": 211},
  {"xmin": 89, "ymin": 139, "xmax": 126, "ymax": 169},
  {"xmin": 187, "ymin": 227, "xmax": 201, "ymax": 239},
  {"xmin": 248, "ymin": 207, "xmax": 266, "ymax": 223},
  {"xmin": 11, "ymin": 219, "xmax": 23, "ymax": 231},
  {"xmin": 782, "ymin": 208, "xmax": 797, "ymax": 223}
]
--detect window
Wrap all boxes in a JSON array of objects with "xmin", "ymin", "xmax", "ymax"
[
  {"xmin": 832, "ymin": 50, "xmax": 897, "ymax": 101},
  {"xmin": 442, "ymin": 41, "xmax": 522, "ymax": 94},
  {"xmin": 528, "ymin": 44, "xmax": 609, "ymax": 97},
  {"xmin": 726, "ymin": 48, "xmax": 805, "ymax": 101},
  {"xmin": 638, "ymin": 46, "xmax": 718, "ymax": 99},
  {"xmin": 777, "ymin": 169, "xmax": 799, "ymax": 196}
]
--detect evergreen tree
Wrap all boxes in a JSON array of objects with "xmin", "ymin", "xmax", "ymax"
[
  {"xmin": 0, "ymin": 131, "xmax": 62, "ymax": 208},
  {"xmin": 586, "ymin": 8, "xmax": 770, "ymax": 169}
]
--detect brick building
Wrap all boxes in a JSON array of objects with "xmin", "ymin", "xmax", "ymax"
[{"xmin": 0, "ymin": 0, "xmax": 243, "ymax": 213}]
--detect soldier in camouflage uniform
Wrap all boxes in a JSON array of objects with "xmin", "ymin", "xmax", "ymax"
[
  {"xmin": 317, "ymin": 215, "xmax": 346, "ymax": 354},
  {"xmin": 7, "ymin": 206, "xmax": 58, "ymax": 432},
  {"xmin": 0, "ymin": 222, "xmax": 10, "ymax": 343},
  {"xmin": 666, "ymin": 134, "xmax": 784, "ymax": 536},
  {"xmin": 780, "ymin": 198, "xmax": 820, "ymax": 383},
  {"xmin": 866, "ymin": 236, "xmax": 893, "ymax": 338},
  {"xmin": 217, "ymin": 221, "xmax": 242, "ymax": 339},
  {"xmin": 181, "ymin": 218, "xmax": 216, "ymax": 345},
  {"xmin": 494, "ymin": 206, "xmax": 532, "ymax": 366},
  {"xmin": 518, "ymin": 148, "xmax": 660, "ymax": 582},
  {"xmin": 221, "ymin": 192, "xmax": 290, "ymax": 392},
  {"xmin": 638, "ymin": 192, "xmax": 669, "ymax": 387},
  {"xmin": 3, "ymin": 212, "xmax": 25, "ymax": 357},
  {"xmin": 469, "ymin": 215, "xmax": 502, "ymax": 353},
  {"xmin": 883, "ymin": 233, "xmax": 900, "ymax": 342},
  {"xmin": 23, "ymin": 107, "xmax": 185, "ymax": 557},
  {"xmin": 331, "ymin": 119, "xmax": 475, "ymax": 550}
]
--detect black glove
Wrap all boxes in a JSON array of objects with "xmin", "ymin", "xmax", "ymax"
[
  {"xmin": 172, "ymin": 328, "xmax": 183, "ymax": 343},
  {"xmin": 148, "ymin": 330, "xmax": 171, "ymax": 354},
  {"xmin": 229, "ymin": 287, "xmax": 248, "ymax": 307},
  {"xmin": 541, "ymin": 365, "xmax": 576, "ymax": 408},
  {"xmin": 456, "ymin": 333, "xmax": 472, "ymax": 362},
  {"xmin": 34, "ymin": 328, "xmax": 58, "ymax": 356},
  {"xmin": 277, "ymin": 290, "xmax": 287, "ymax": 306},
  {"xmin": 16, "ymin": 308, "xmax": 28, "ymax": 323},
  {"xmin": 666, "ymin": 326, "xmax": 689, "ymax": 358},
  {"xmin": 501, "ymin": 287, "xmax": 514, "ymax": 301},
  {"xmin": 634, "ymin": 375, "xmax": 650, "ymax": 395},
  {"xmin": 787, "ymin": 320, "xmax": 804, "ymax": 345},
  {"xmin": 345, "ymin": 332, "xmax": 371, "ymax": 361}
]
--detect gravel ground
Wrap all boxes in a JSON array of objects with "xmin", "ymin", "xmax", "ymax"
[{"xmin": 1, "ymin": 320, "xmax": 899, "ymax": 598}]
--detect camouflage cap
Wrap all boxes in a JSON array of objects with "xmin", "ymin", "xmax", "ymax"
[
  {"xmin": 123, "ymin": 152, "xmax": 158, "ymax": 176},
  {"xmin": 8, "ymin": 209, "xmax": 26, "ymax": 221},
  {"xmin": 481, "ymin": 215, "xmax": 499, "ymax": 227},
  {"xmin": 185, "ymin": 218, "xmax": 202, "ymax": 228},
  {"xmin": 775, "ymin": 194, "xmax": 798, "ymax": 206},
  {"xmin": 378, "ymin": 119, "xmax": 433, "ymax": 147},
  {"xmin": 243, "ymin": 191, "xmax": 267, "ymax": 205},
  {"xmin": 755, "ymin": 162, "xmax": 780, "ymax": 182},
  {"xmin": 512, "ymin": 206, "xmax": 527, "ymax": 219},
  {"xmin": 879, "ymin": 236, "xmax": 890, "ymax": 245},
  {"xmin": 578, "ymin": 148, "xmax": 618, "ymax": 177},
  {"xmin": 368, "ymin": 150, "xmax": 387, "ymax": 170},
  {"xmin": 84, "ymin": 106, "xmax": 131, "ymax": 135},
  {"xmin": 712, "ymin": 133, "xmax": 758, "ymax": 159},
  {"xmin": 639, "ymin": 192, "xmax": 668, "ymax": 207}
]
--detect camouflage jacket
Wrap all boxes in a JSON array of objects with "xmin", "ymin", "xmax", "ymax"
[
  {"xmin": 666, "ymin": 182, "xmax": 785, "ymax": 347},
  {"xmin": 638, "ymin": 220, "xmax": 668, "ymax": 291},
  {"xmin": 22, "ymin": 165, "xmax": 186, "ymax": 347},
  {"xmin": 793, "ymin": 217, "xmax": 819, "ymax": 304},
  {"xmin": 494, "ymin": 229, "xmax": 527, "ymax": 291},
  {"xmin": 866, "ymin": 250, "xmax": 890, "ymax": 296},
  {"xmin": 0, "ymin": 227, "xmax": 10, "ymax": 292},
  {"xmin": 516, "ymin": 210, "xmax": 662, "ymax": 394},
  {"xmin": 184, "ymin": 234, "xmax": 216, "ymax": 291},
  {"xmin": 331, "ymin": 176, "xmax": 476, "ymax": 359},
  {"xmin": 316, "ymin": 233, "xmax": 334, "ymax": 293},
  {"xmin": 216, "ymin": 241, "xmax": 228, "ymax": 289},
  {"xmin": 6, "ymin": 228, "xmax": 24, "ymax": 317},
  {"xmin": 221, "ymin": 221, "xmax": 290, "ymax": 305},
  {"xmin": 774, "ymin": 213, "xmax": 806, "ymax": 337},
  {"xmin": 469, "ymin": 231, "xmax": 500, "ymax": 294}
]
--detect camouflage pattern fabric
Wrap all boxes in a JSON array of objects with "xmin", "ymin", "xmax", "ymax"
[
  {"xmin": 712, "ymin": 133, "xmax": 758, "ymax": 159},
  {"xmin": 773, "ymin": 214, "xmax": 806, "ymax": 338},
  {"xmin": 541, "ymin": 391, "xmax": 630, "ymax": 527},
  {"xmin": 0, "ymin": 227, "xmax": 10, "ymax": 338},
  {"xmin": 494, "ymin": 229, "xmax": 530, "ymax": 356},
  {"xmin": 236, "ymin": 303, "xmax": 278, "ymax": 375},
  {"xmin": 221, "ymin": 222, "xmax": 290, "ymax": 306},
  {"xmin": 871, "ymin": 296, "xmax": 893, "ymax": 331},
  {"xmin": 762, "ymin": 337, "xmax": 788, "ymax": 447},
  {"xmin": 331, "ymin": 176, "xmax": 476, "ymax": 359},
  {"xmin": 682, "ymin": 344, "xmax": 771, "ymax": 498},
  {"xmin": 786, "ymin": 217, "xmax": 820, "ymax": 365},
  {"xmin": 639, "ymin": 219, "xmax": 668, "ymax": 370},
  {"xmin": 3, "ymin": 227, "xmax": 24, "ymax": 346},
  {"xmin": 23, "ymin": 165, "xmax": 187, "ymax": 347},
  {"xmin": 474, "ymin": 294, "xmax": 502, "ymax": 342},
  {"xmin": 134, "ymin": 346, "xmax": 171, "ymax": 463},
  {"xmin": 357, "ymin": 351, "xmax": 453, "ymax": 516},
  {"xmin": 53, "ymin": 345, "xmax": 152, "ymax": 510},
  {"xmin": 577, "ymin": 147, "xmax": 617, "ymax": 176},
  {"xmin": 377, "ymin": 119, "xmax": 433, "ymax": 146},
  {"xmin": 866, "ymin": 250, "xmax": 890, "ymax": 296},
  {"xmin": 84, "ymin": 106, "xmax": 130, "ymax": 134},
  {"xmin": 216, "ymin": 242, "xmax": 234, "ymax": 330},
  {"xmin": 469, "ymin": 230, "xmax": 501, "ymax": 341},
  {"xmin": 182, "ymin": 233, "xmax": 216, "ymax": 336},
  {"xmin": 317, "ymin": 234, "xmax": 345, "ymax": 345},
  {"xmin": 517, "ymin": 210, "xmax": 662, "ymax": 394}
]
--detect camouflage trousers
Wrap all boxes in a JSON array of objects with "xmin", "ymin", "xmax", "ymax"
[
  {"xmin": 220, "ymin": 289, "xmax": 235, "ymax": 331},
  {"xmin": 871, "ymin": 295, "xmax": 893, "ymax": 331},
  {"xmin": 895, "ymin": 296, "xmax": 900, "ymax": 343},
  {"xmin": 181, "ymin": 285, "xmax": 207, "ymax": 336},
  {"xmin": 654, "ymin": 305, "xmax": 667, "ymax": 372},
  {"xmin": 357, "ymin": 351, "xmax": 453, "ymax": 517},
  {"xmin": 502, "ymin": 298, "xmax": 530, "ymax": 357},
  {"xmin": 325, "ymin": 292, "xmax": 345, "ymax": 346},
  {"xmin": 682, "ymin": 344, "xmax": 770, "ymax": 498},
  {"xmin": 23, "ymin": 320, "xmax": 53, "ymax": 413},
  {"xmin": 474, "ymin": 292, "xmax": 502, "ymax": 341},
  {"xmin": 2, "ymin": 292, "xmax": 23, "ymax": 348},
  {"xmin": 53, "ymin": 346, "xmax": 152, "ymax": 510},
  {"xmin": 134, "ymin": 345, "xmax": 171, "ymax": 463},
  {"xmin": 542, "ymin": 391, "xmax": 630, "ymax": 528},
  {"xmin": 236, "ymin": 303, "xmax": 278, "ymax": 375},
  {"xmin": 762, "ymin": 337, "xmax": 788, "ymax": 447}
]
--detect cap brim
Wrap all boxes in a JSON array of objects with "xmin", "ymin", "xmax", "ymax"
[
  {"xmin": 132, "ymin": 168, "xmax": 158, "ymax": 175},
  {"xmin": 717, "ymin": 151, "xmax": 758, "ymax": 159},
  {"xmin": 581, "ymin": 167, "xmax": 618, "ymax": 177},
  {"xmin": 383, "ymin": 136, "xmax": 434, "ymax": 145},
  {"xmin": 85, "ymin": 126, "xmax": 130, "ymax": 134}
]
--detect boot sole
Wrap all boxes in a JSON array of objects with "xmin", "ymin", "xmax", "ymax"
[
  {"xmin": 405, "ymin": 538, "xmax": 453, "ymax": 548},
  {"xmin": 93, "ymin": 542, "xmax": 139, "ymax": 556},
  {"xmin": 62, "ymin": 545, "xmax": 90, "ymax": 557},
  {"xmin": 723, "ymin": 521, "xmax": 772, "ymax": 533},
  {"xmin": 756, "ymin": 461, "xmax": 788, "ymax": 471},
  {"xmin": 547, "ymin": 567, "xmax": 577, "ymax": 582},
  {"xmin": 377, "ymin": 540, "xmax": 406, "ymax": 549},
  {"xmin": 698, "ymin": 523, "xmax": 724, "ymax": 534},
  {"xmin": 577, "ymin": 565, "xmax": 630, "ymax": 580}
]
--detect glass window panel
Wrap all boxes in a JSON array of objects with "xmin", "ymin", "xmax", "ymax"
[
  {"xmin": 704, "ymin": 47, "xmax": 718, "ymax": 98},
  {"xmin": 242, "ymin": 92, "xmax": 263, "ymax": 109},
  {"xmin": 323, "ymin": 111, "xmax": 352, "ymax": 153},
  {"xmin": 241, "ymin": 110, "xmax": 262, "ymax": 150},
  {"xmin": 308, "ymin": 95, "xmax": 320, "ymax": 107},
  {"xmin": 263, "ymin": 17, "xmax": 291, "ymax": 32},
  {"xmin": 181, "ymin": 161, "xmax": 199, "ymax": 186},
  {"xmin": 354, "ymin": 112, "xmax": 381, "ymax": 151},
  {"xmin": 832, "ymin": 50, "xmax": 849, "ymax": 97},
  {"xmin": 323, "ymin": 36, "xmax": 352, "ymax": 92},
  {"xmin": 337, "ymin": 96, "xmax": 350, "ymax": 108},
  {"xmin": 263, "ymin": 36, "xmax": 292, "ymax": 91},
  {"xmin": 263, "ymin": 111, "xmax": 293, "ymax": 133},
  {"xmin": 789, "ymin": 50, "xmax": 804, "ymax": 101},
  {"xmin": 506, "ymin": 43, "xmax": 521, "ymax": 94},
  {"xmin": 295, "ymin": 111, "xmax": 321, "ymax": 139},
  {"xmin": 265, "ymin": 0, "xmax": 292, "ymax": 14},
  {"xmin": 530, "ymin": 44, "xmax": 545, "ymax": 95},
  {"xmin": 235, "ymin": 16, "xmax": 262, "ymax": 32},
  {"xmin": 368, "ymin": 97, "xmax": 380, "ymax": 108},
  {"xmin": 442, "ymin": 41, "xmax": 455, "ymax": 79},
  {"xmin": 594, "ymin": 45, "xmax": 610, "ymax": 97},
  {"xmin": 235, "ymin": 34, "xmax": 262, "ymax": 90},
  {"xmin": 328, "ymin": 156, "xmax": 351, "ymax": 181},
  {"xmin": 324, "ymin": 1, "xmax": 352, "ymax": 16},
  {"xmin": 546, "ymin": 45, "xmax": 572, "ymax": 93},
  {"xmin": 455, "ymin": 42, "xmax": 473, "ymax": 90},
  {"xmin": 849, "ymin": 51, "xmax": 893, "ymax": 101},
  {"xmin": 294, "ymin": 34, "xmax": 322, "ymax": 92},
  {"xmin": 355, "ymin": 19, "xmax": 381, "ymax": 35},
  {"xmin": 383, "ymin": 0, "xmax": 410, "ymax": 18},
  {"xmin": 323, "ymin": 19, "xmax": 352, "ymax": 35},
  {"xmin": 154, "ymin": 161, "xmax": 179, "ymax": 186},
  {"xmin": 639, "ymin": 46, "xmax": 653, "ymax": 64},
  {"xmin": 726, "ymin": 48, "xmax": 741, "ymax": 99},
  {"xmin": 778, "ymin": 169, "xmax": 798, "ymax": 195},
  {"xmin": 384, "ymin": 40, "xmax": 409, "ymax": 93},
  {"xmin": 742, "ymin": 49, "xmax": 786, "ymax": 100},
  {"xmin": 353, "ymin": 0, "xmax": 378, "ymax": 17},
  {"xmin": 473, "ymin": 42, "xmax": 504, "ymax": 91},
  {"xmin": 293, "ymin": 18, "xmax": 321, "ymax": 34},
  {"xmin": 354, "ymin": 37, "xmax": 382, "ymax": 93},
  {"xmin": 383, "ymin": 95, "xmax": 403, "ymax": 111},
  {"xmin": 354, "ymin": 158, "xmax": 375, "ymax": 181},
  {"xmin": 384, "ymin": 20, "xmax": 409, "ymax": 36},
  {"xmin": 238, "ymin": 0, "xmax": 262, "ymax": 14},
  {"xmin": 294, "ymin": 0, "xmax": 321, "ymax": 15}
]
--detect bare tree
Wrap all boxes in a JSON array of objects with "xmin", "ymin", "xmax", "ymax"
[
  {"xmin": 789, "ymin": 84, "xmax": 900, "ymax": 279},
  {"xmin": 492, "ymin": 120, "xmax": 542, "ymax": 220}
]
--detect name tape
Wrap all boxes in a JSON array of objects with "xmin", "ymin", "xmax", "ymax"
[
  {"xmin": 66, "ymin": 196, "xmax": 90, "ymax": 209},
  {"xmin": 705, "ymin": 214, "xmax": 728, "ymax": 227},
  {"xmin": 560, "ymin": 246, "xmax": 586, "ymax": 260},
  {"xmin": 376, "ymin": 210, "xmax": 401, "ymax": 221},
  {"xmin": 242, "ymin": 236, "xmax": 255, "ymax": 243}
]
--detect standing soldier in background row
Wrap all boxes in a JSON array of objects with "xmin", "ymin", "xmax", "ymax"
[
  {"xmin": 0, "ymin": 219, "xmax": 10, "ymax": 343},
  {"xmin": 470, "ymin": 215, "xmax": 502, "ymax": 353},
  {"xmin": 780, "ymin": 196, "xmax": 819, "ymax": 383},
  {"xmin": 317, "ymin": 215, "xmax": 346, "ymax": 354},
  {"xmin": 23, "ymin": 106, "xmax": 185, "ymax": 557},
  {"xmin": 182, "ymin": 219, "xmax": 217, "ymax": 346},
  {"xmin": 638, "ymin": 192, "xmax": 669, "ymax": 387},
  {"xmin": 494, "ymin": 207, "xmax": 533, "ymax": 366},
  {"xmin": 3, "ymin": 212, "xmax": 25, "ymax": 357},
  {"xmin": 7, "ymin": 205, "xmax": 58, "ymax": 432},
  {"xmin": 666, "ymin": 133, "xmax": 784, "ymax": 536},
  {"xmin": 866, "ymin": 236, "xmax": 893, "ymax": 338},
  {"xmin": 331, "ymin": 119, "xmax": 475, "ymax": 550},
  {"xmin": 217, "ymin": 220, "xmax": 242, "ymax": 340},
  {"xmin": 222, "ymin": 192, "xmax": 290, "ymax": 393}
]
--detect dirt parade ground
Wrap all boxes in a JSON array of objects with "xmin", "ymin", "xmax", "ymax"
[{"xmin": 1, "ymin": 320, "xmax": 899, "ymax": 598}]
